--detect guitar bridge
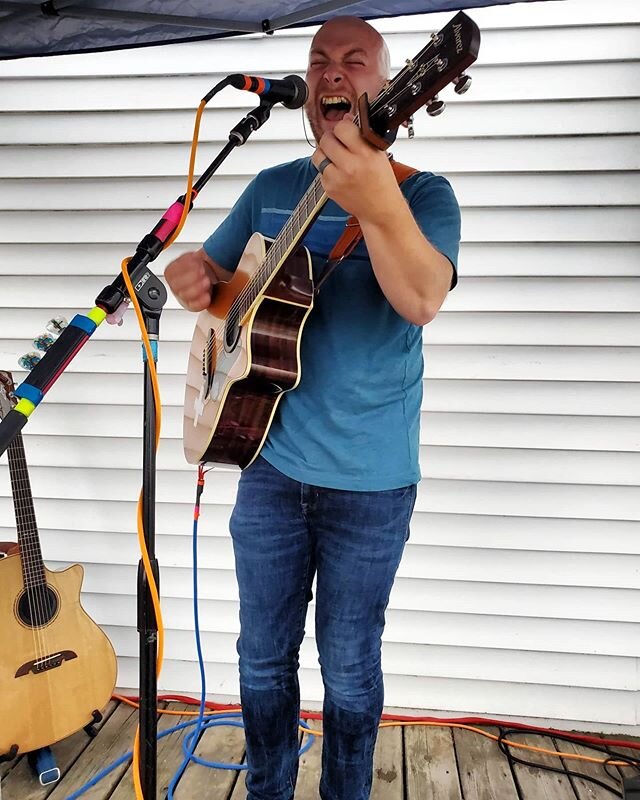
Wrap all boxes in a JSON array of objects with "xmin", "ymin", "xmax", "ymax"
[{"xmin": 15, "ymin": 650, "xmax": 78, "ymax": 677}]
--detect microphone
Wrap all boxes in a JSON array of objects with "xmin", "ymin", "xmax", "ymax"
[{"xmin": 227, "ymin": 74, "xmax": 308, "ymax": 109}]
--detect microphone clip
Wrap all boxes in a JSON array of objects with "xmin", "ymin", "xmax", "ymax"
[{"xmin": 229, "ymin": 102, "xmax": 274, "ymax": 145}]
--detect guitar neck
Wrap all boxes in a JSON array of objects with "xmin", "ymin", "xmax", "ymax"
[
  {"xmin": 7, "ymin": 433, "xmax": 46, "ymax": 589},
  {"xmin": 237, "ymin": 175, "xmax": 328, "ymax": 318}
]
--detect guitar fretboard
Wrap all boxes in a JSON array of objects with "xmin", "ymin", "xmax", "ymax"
[
  {"xmin": 233, "ymin": 175, "xmax": 327, "ymax": 324},
  {"xmin": 7, "ymin": 434, "xmax": 46, "ymax": 589}
]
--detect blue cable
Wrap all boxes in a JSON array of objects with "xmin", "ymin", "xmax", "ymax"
[
  {"xmin": 65, "ymin": 714, "xmax": 242, "ymax": 800},
  {"xmin": 65, "ymin": 474, "xmax": 316, "ymax": 799},
  {"xmin": 165, "ymin": 498, "xmax": 210, "ymax": 798}
]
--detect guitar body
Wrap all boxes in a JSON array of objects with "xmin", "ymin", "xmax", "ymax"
[
  {"xmin": 0, "ymin": 554, "xmax": 117, "ymax": 754},
  {"xmin": 184, "ymin": 232, "xmax": 314, "ymax": 466}
]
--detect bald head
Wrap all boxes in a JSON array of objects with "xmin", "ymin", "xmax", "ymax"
[
  {"xmin": 305, "ymin": 16, "xmax": 391, "ymax": 141},
  {"xmin": 312, "ymin": 16, "xmax": 391, "ymax": 79}
]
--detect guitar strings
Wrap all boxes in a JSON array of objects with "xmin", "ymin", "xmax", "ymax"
[
  {"xmin": 15, "ymin": 448, "xmax": 48, "ymax": 658},
  {"xmin": 17, "ymin": 449, "xmax": 51, "ymax": 659},
  {"xmin": 203, "ymin": 178, "xmax": 326, "ymax": 367},
  {"xmin": 8, "ymin": 436, "xmax": 47, "ymax": 662}
]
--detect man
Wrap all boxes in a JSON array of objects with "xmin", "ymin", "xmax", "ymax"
[{"xmin": 165, "ymin": 16, "xmax": 460, "ymax": 800}]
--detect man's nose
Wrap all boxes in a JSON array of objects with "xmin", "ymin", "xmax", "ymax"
[{"xmin": 323, "ymin": 65, "xmax": 344, "ymax": 85}]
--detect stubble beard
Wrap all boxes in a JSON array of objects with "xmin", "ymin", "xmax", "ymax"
[{"xmin": 305, "ymin": 107, "xmax": 323, "ymax": 145}]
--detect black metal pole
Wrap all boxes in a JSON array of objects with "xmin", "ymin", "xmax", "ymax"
[
  {"xmin": 131, "ymin": 106, "xmax": 273, "ymax": 799},
  {"xmin": 138, "ymin": 313, "xmax": 161, "ymax": 799}
]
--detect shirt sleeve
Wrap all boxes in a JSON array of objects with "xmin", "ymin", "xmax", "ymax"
[
  {"xmin": 403, "ymin": 173, "xmax": 461, "ymax": 290},
  {"xmin": 202, "ymin": 175, "xmax": 259, "ymax": 272}
]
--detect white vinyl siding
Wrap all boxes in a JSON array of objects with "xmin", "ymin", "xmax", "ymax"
[{"xmin": 1, "ymin": 0, "xmax": 639, "ymax": 731}]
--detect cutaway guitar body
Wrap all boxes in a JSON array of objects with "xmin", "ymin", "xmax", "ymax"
[
  {"xmin": 0, "ymin": 554, "xmax": 117, "ymax": 755},
  {"xmin": 0, "ymin": 370, "xmax": 118, "ymax": 757},
  {"xmin": 184, "ymin": 232, "xmax": 314, "ymax": 467}
]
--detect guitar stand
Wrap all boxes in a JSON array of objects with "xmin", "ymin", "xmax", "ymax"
[
  {"xmin": 0, "ymin": 97, "xmax": 278, "ymax": 800},
  {"xmin": 83, "ymin": 708, "xmax": 103, "ymax": 738},
  {"xmin": 0, "ymin": 744, "xmax": 18, "ymax": 763},
  {"xmin": 0, "ymin": 708, "xmax": 104, "ymax": 787},
  {"xmin": 28, "ymin": 748, "xmax": 60, "ymax": 786}
]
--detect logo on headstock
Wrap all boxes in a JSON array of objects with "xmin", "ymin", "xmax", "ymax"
[{"xmin": 454, "ymin": 23, "xmax": 464, "ymax": 55}]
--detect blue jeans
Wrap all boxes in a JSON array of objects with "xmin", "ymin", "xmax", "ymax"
[{"xmin": 229, "ymin": 456, "xmax": 417, "ymax": 800}]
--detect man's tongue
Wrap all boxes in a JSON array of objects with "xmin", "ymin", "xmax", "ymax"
[{"xmin": 325, "ymin": 108, "xmax": 348, "ymax": 122}]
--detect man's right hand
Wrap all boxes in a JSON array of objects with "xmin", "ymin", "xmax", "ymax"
[{"xmin": 164, "ymin": 248, "xmax": 233, "ymax": 312}]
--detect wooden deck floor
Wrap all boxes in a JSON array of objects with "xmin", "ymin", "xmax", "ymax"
[{"xmin": 2, "ymin": 699, "xmax": 639, "ymax": 799}]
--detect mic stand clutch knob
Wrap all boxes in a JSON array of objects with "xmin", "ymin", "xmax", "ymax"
[{"xmin": 229, "ymin": 102, "xmax": 274, "ymax": 145}]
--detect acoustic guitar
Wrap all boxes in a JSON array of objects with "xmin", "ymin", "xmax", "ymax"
[
  {"xmin": 183, "ymin": 12, "xmax": 480, "ymax": 467},
  {"xmin": 0, "ymin": 370, "xmax": 117, "ymax": 757}
]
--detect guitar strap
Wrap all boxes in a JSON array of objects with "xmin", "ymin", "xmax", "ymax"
[{"xmin": 314, "ymin": 159, "xmax": 419, "ymax": 295}]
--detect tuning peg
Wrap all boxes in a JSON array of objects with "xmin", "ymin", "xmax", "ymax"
[
  {"xmin": 426, "ymin": 96, "xmax": 445, "ymax": 117},
  {"xmin": 46, "ymin": 316, "xmax": 68, "ymax": 336},
  {"xmin": 407, "ymin": 115, "xmax": 415, "ymax": 139},
  {"xmin": 454, "ymin": 74, "xmax": 472, "ymax": 94},
  {"xmin": 18, "ymin": 352, "xmax": 41, "ymax": 371},
  {"xmin": 32, "ymin": 316, "xmax": 68, "ymax": 352},
  {"xmin": 33, "ymin": 333, "xmax": 56, "ymax": 352}
]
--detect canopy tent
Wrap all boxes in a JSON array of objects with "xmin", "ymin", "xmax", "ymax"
[{"xmin": 0, "ymin": 0, "xmax": 546, "ymax": 60}]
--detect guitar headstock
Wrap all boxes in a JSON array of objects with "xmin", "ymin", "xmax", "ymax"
[
  {"xmin": 0, "ymin": 371, "xmax": 17, "ymax": 420},
  {"xmin": 362, "ymin": 11, "xmax": 480, "ymax": 146}
]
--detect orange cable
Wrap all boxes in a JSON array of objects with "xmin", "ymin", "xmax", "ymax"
[
  {"xmin": 119, "ymin": 97, "xmax": 207, "ymax": 800},
  {"xmin": 113, "ymin": 695, "xmax": 638, "ymax": 771}
]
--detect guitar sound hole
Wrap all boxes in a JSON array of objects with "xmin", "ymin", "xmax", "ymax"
[
  {"xmin": 224, "ymin": 314, "xmax": 241, "ymax": 352},
  {"xmin": 17, "ymin": 585, "xmax": 59, "ymax": 627}
]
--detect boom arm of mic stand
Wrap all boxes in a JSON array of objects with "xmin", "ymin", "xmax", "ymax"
[{"xmin": 0, "ymin": 100, "xmax": 275, "ymax": 458}]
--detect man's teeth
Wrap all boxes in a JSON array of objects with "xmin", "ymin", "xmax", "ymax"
[{"xmin": 321, "ymin": 96, "xmax": 350, "ymax": 107}]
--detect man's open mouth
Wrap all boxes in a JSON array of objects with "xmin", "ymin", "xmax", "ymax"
[{"xmin": 321, "ymin": 95, "xmax": 352, "ymax": 121}]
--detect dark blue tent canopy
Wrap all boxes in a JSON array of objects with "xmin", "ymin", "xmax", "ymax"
[{"xmin": 0, "ymin": 0, "xmax": 544, "ymax": 60}]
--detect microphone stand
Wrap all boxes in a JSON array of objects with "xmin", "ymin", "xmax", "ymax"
[{"xmin": 0, "ymin": 98, "xmax": 275, "ymax": 800}]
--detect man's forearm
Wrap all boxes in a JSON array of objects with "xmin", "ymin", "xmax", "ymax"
[{"xmin": 359, "ymin": 198, "xmax": 453, "ymax": 326}]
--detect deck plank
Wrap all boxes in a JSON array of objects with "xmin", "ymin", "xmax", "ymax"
[
  {"xmin": 509, "ymin": 733, "xmax": 578, "ymax": 800},
  {"xmin": 552, "ymin": 736, "xmax": 620, "ymax": 800},
  {"xmin": 0, "ymin": 701, "xmax": 118, "ymax": 800},
  {"xmin": 294, "ymin": 720, "xmax": 322, "ymax": 799},
  {"xmin": 371, "ymin": 724, "xmax": 403, "ymax": 800},
  {"xmin": 405, "ymin": 723, "xmax": 463, "ymax": 800},
  {"xmin": 173, "ymin": 710, "xmax": 246, "ymax": 800},
  {"xmin": 108, "ymin": 702, "xmax": 199, "ymax": 800},
  {"xmin": 453, "ymin": 725, "xmax": 520, "ymax": 800},
  {"xmin": 229, "ymin": 765, "xmax": 247, "ymax": 800}
]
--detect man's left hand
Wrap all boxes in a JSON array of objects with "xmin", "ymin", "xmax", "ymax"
[{"xmin": 311, "ymin": 116, "xmax": 402, "ymax": 224}]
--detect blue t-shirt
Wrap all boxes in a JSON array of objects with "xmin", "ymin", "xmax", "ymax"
[{"xmin": 203, "ymin": 156, "xmax": 460, "ymax": 491}]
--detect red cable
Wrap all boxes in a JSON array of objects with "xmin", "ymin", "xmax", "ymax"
[{"xmin": 117, "ymin": 693, "xmax": 640, "ymax": 753}]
